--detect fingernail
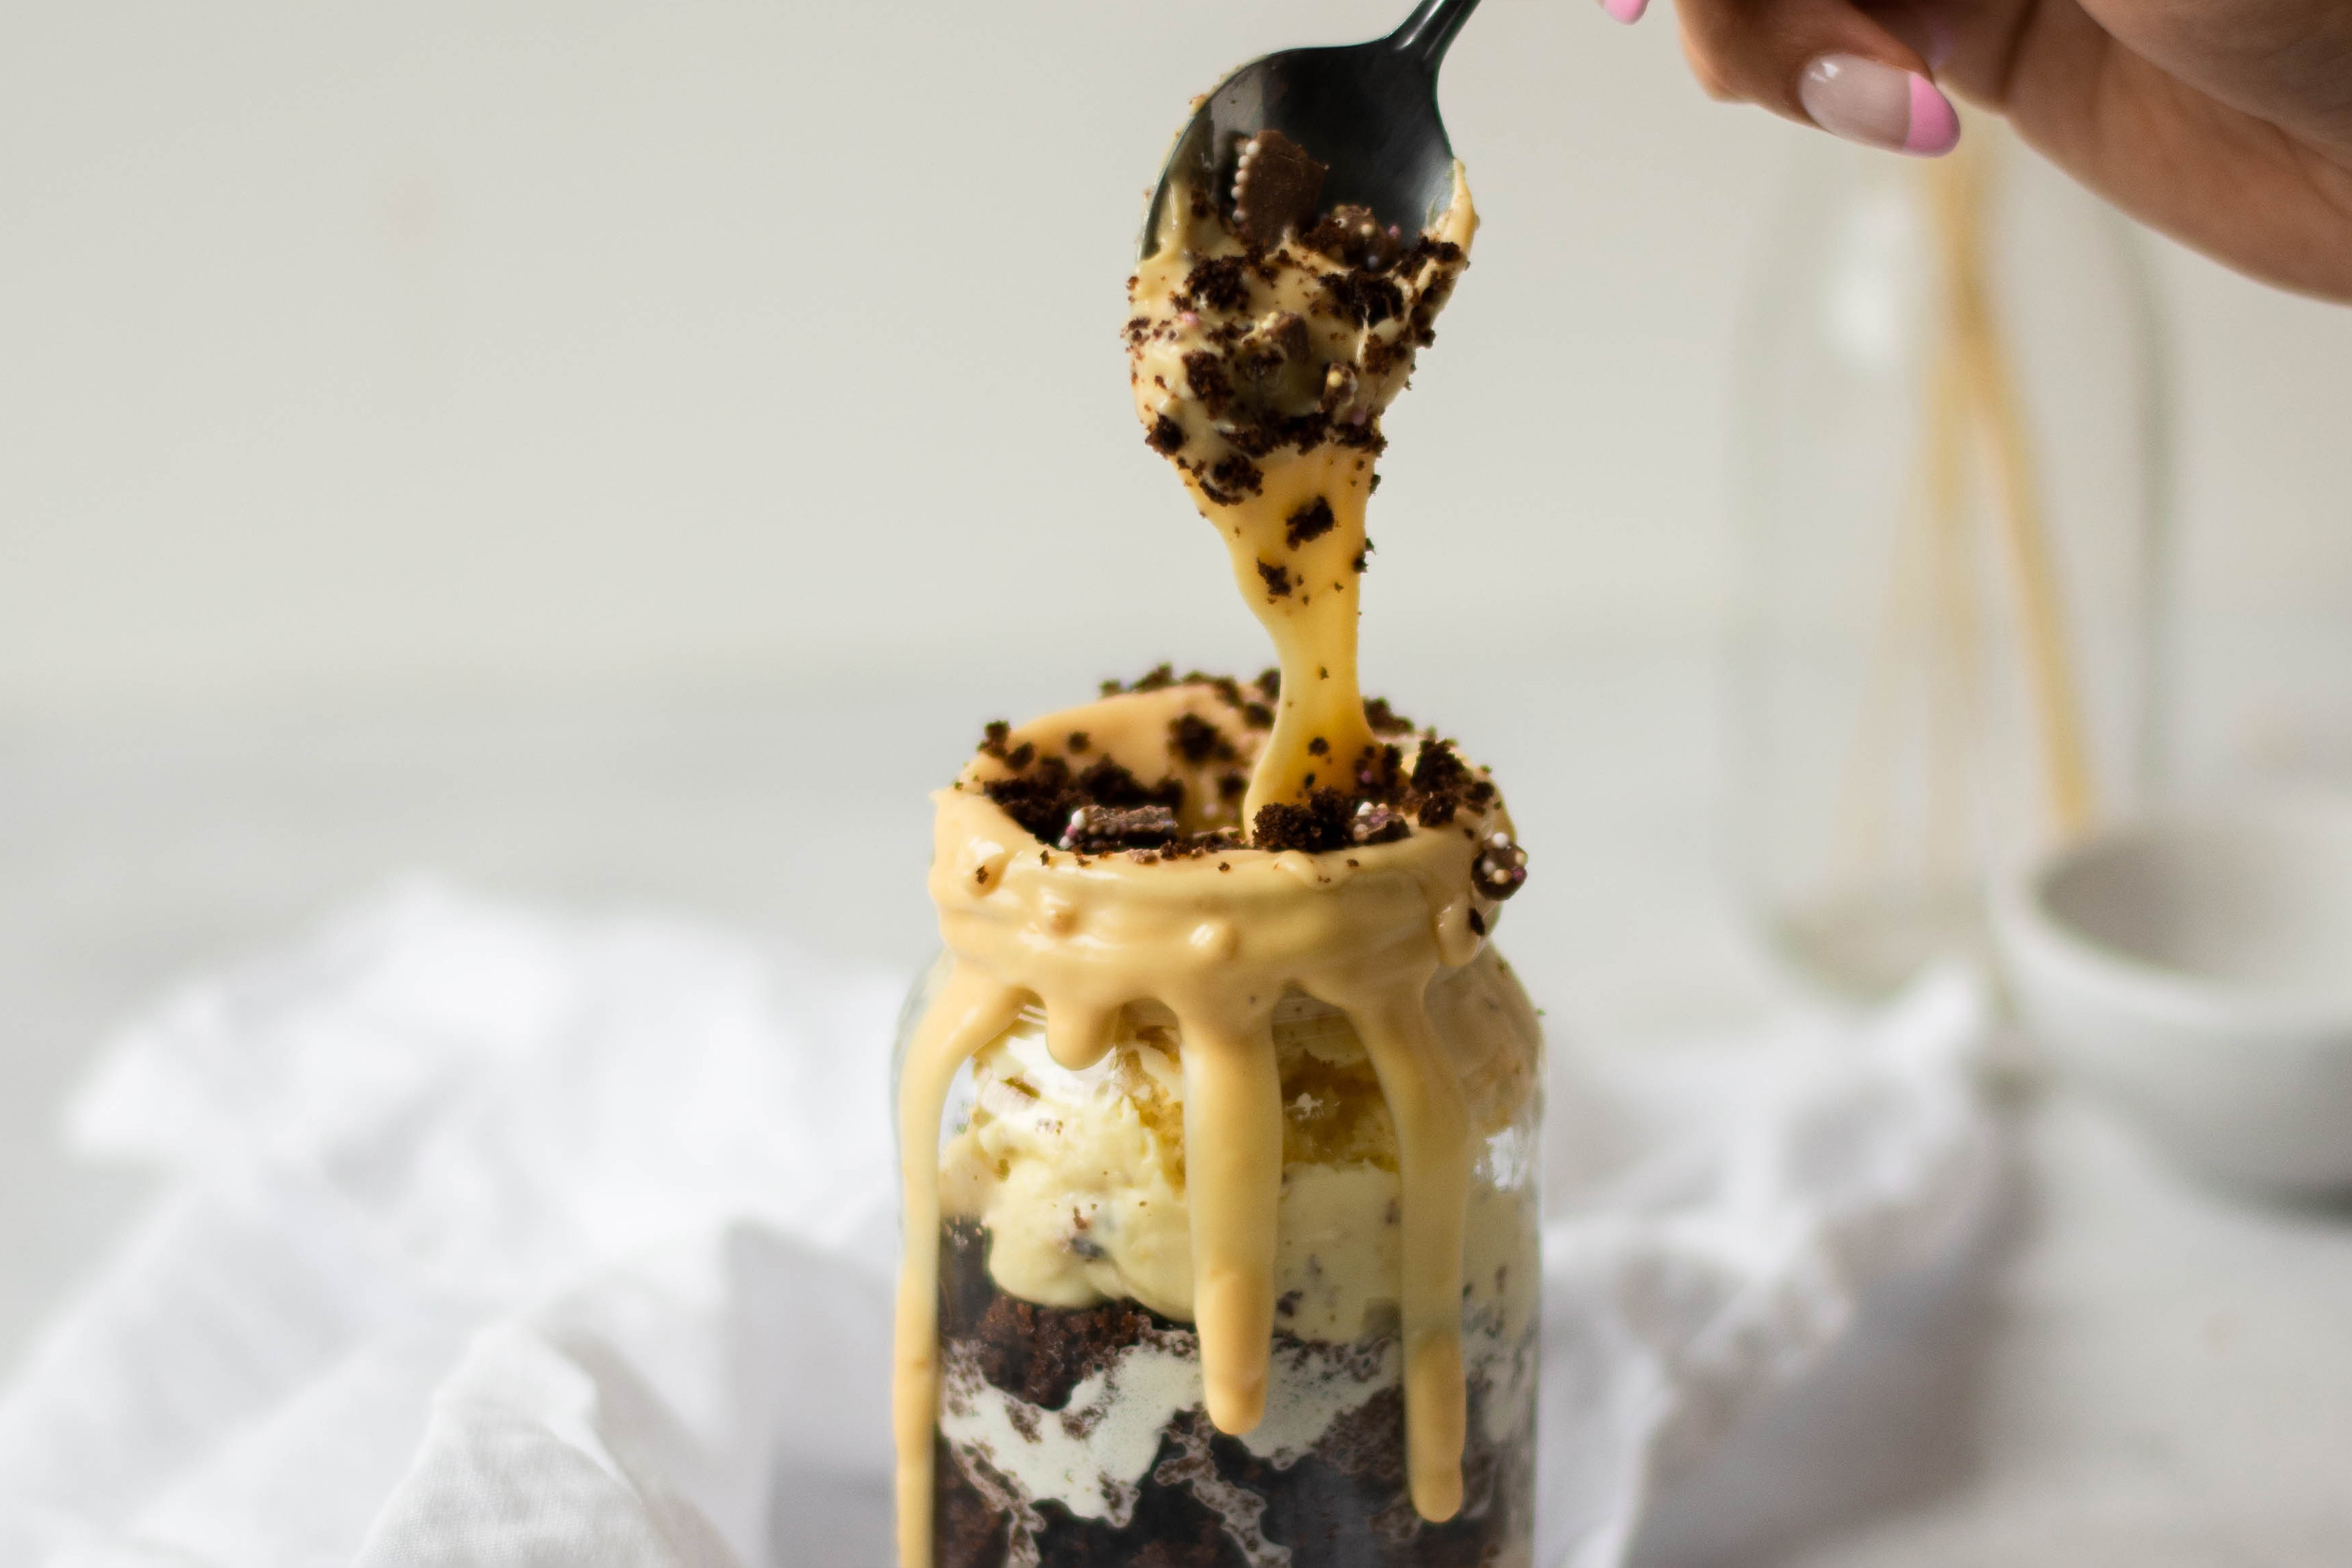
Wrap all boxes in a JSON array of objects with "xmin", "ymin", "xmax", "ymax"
[
  {"xmin": 1798, "ymin": 53, "xmax": 1961, "ymax": 156},
  {"xmin": 1600, "ymin": 0, "xmax": 1648, "ymax": 24},
  {"xmin": 1864, "ymin": 1, "xmax": 1955, "ymax": 70}
]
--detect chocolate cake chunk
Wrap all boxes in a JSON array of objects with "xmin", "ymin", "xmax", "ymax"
[
  {"xmin": 1253, "ymin": 788, "xmax": 1353, "ymax": 854},
  {"xmin": 932, "ymin": 1220, "xmax": 1531, "ymax": 1568}
]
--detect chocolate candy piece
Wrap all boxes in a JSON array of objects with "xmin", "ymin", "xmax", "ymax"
[
  {"xmin": 1472, "ymin": 832, "xmax": 1530, "ymax": 900},
  {"xmin": 1232, "ymin": 129, "xmax": 1328, "ymax": 249}
]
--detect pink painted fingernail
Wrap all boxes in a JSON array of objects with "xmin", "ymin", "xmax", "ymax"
[
  {"xmin": 1600, "ymin": 0, "xmax": 1648, "ymax": 24},
  {"xmin": 1797, "ymin": 53, "xmax": 1961, "ymax": 156}
]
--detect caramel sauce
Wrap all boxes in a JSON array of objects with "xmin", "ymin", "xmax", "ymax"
[{"xmin": 894, "ymin": 168, "xmax": 1500, "ymax": 1567}]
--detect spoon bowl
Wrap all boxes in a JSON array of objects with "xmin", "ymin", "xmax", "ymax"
[{"xmin": 1141, "ymin": 0, "xmax": 1482, "ymax": 258}]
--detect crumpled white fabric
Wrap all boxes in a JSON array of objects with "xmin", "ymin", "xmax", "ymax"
[{"xmin": 0, "ymin": 880, "xmax": 1993, "ymax": 1568}]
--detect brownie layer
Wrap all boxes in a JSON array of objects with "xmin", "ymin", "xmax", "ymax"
[{"xmin": 933, "ymin": 1220, "xmax": 1534, "ymax": 1568}]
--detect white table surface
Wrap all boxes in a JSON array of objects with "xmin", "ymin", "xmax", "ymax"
[{"xmin": 4, "ymin": 643, "xmax": 2349, "ymax": 1565}]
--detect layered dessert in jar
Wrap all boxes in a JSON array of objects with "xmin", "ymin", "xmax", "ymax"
[{"xmin": 892, "ymin": 97, "xmax": 1540, "ymax": 1568}]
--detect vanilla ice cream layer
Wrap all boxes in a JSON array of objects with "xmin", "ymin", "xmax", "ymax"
[{"xmin": 938, "ymin": 946, "xmax": 1541, "ymax": 1342}]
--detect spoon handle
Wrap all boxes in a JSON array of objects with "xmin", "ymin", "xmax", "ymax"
[{"xmin": 1387, "ymin": 0, "xmax": 1483, "ymax": 74}]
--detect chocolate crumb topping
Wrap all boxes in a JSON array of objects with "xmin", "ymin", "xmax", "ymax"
[
  {"xmin": 1180, "ymin": 255, "xmax": 1250, "ymax": 315},
  {"xmin": 1182, "ymin": 351, "xmax": 1233, "ymax": 415},
  {"xmin": 1256, "ymin": 560, "xmax": 1293, "ymax": 598},
  {"xmin": 1170, "ymin": 710, "xmax": 1235, "ymax": 764},
  {"xmin": 1321, "ymin": 266, "xmax": 1405, "ymax": 329},
  {"xmin": 1284, "ymin": 497, "xmax": 1336, "ymax": 550},
  {"xmin": 1204, "ymin": 453, "xmax": 1264, "ymax": 503},
  {"xmin": 1253, "ymin": 789, "xmax": 1354, "ymax": 854},
  {"xmin": 1409, "ymin": 733, "xmax": 1469, "ymax": 797},
  {"xmin": 973, "ymin": 682, "xmax": 1518, "ymax": 883},
  {"xmin": 981, "ymin": 754, "xmax": 1185, "ymax": 847},
  {"xmin": 1146, "ymin": 413, "xmax": 1186, "ymax": 454}
]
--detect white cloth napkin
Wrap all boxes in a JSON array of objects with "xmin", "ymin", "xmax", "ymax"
[{"xmin": 0, "ymin": 880, "xmax": 1992, "ymax": 1568}]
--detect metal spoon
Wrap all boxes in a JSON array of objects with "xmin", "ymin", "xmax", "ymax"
[{"xmin": 1139, "ymin": 0, "xmax": 1483, "ymax": 259}]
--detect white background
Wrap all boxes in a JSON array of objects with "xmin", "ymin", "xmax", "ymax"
[{"xmin": 4, "ymin": 6, "xmax": 2352, "ymax": 1562}]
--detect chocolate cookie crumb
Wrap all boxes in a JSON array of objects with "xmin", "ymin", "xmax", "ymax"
[
  {"xmin": 1146, "ymin": 413, "xmax": 1186, "ymax": 454},
  {"xmin": 1061, "ymin": 803, "xmax": 1182, "ymax": 853},
  {"xmin": 1169, "ymin": 711, "xmax": 1234, "ymax": 764},
  {"xmin": 1204, "ymin": 452, "xmax": 1264, "ymax": 503},
  {"xmin": 1256, "ymin": 560, "xmax": 1292, "ymax": 598},
  {"xmin": 982, "ymin": 753, "xmax": 1185, "ymax": 847},
  {"xmin": 1284, "ymin": 497, "xmax": 1336, "ymax": 550},
  {"xmin": 1180, "ymin": 255, "xmax": 1250, "ymax": 314}
]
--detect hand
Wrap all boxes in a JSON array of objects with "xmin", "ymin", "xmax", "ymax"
[{"xmin": 1606, "ymin": 0, "xmax": 2352, "ymax": 300}]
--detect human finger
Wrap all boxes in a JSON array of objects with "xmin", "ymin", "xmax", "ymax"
[{"xmin": 1671, "ymin": 0, "xmax": 1963, "ymax": 155}]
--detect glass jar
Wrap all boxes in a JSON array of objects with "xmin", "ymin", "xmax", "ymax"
[
  {"xmin": 1726, "ymin": 121, "xmax": 2172, "ymax": 995},
  {"xmin": 897, "ymin": 951, "xmax": 1545, "ymax": 1568}
]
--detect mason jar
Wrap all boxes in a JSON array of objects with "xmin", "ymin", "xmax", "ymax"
[{"xmin": 899, "ymin": 951, "xmax": 1544, "ymax": 1568}]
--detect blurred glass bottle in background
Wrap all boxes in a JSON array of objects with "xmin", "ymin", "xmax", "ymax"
[{"xmin": 1727, "ymin": 121, "xmax": 2171, "ymax": 996}]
